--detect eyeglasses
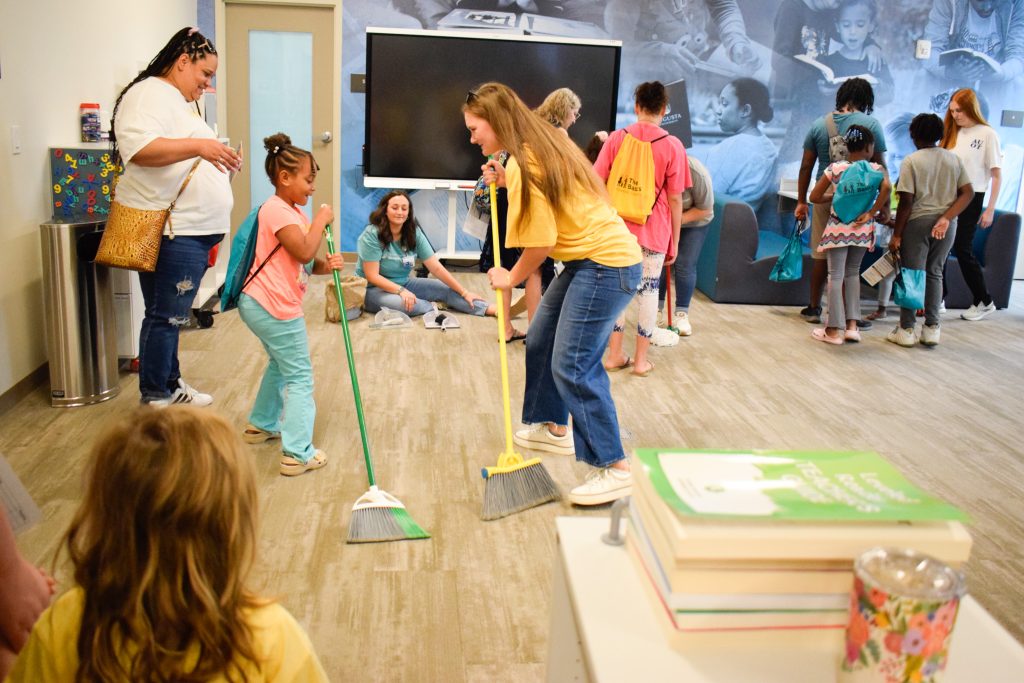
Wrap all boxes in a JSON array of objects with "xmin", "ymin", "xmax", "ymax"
[{"xmin": 573, "ymin": 110, "xmax": 582, "ymax": 122}]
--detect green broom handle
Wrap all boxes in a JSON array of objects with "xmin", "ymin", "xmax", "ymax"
[{"xmin": 324, "ymin": 223, "xmax": 376, "ymax": 488}]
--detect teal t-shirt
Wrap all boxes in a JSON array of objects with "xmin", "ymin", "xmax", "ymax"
[
  {"xmin": 355, "ymin": 224, "xmax": 434, "ymax": 286},
  {"xmin": 803, "ymin": 111, "xmax": 888, "ymax": 179}
]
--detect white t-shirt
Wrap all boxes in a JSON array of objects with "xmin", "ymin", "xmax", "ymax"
[
  {"xmin": 113, "ymin": 77, "xmax": 233, "ymax": 236},
  {"xmin": 951, "ymin": 124, "xmax": 1002, "ymax": 192}
]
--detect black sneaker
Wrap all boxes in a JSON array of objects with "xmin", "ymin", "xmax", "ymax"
[
  {"xmin": 856, "ymin": 319, "xmax": 873, "ymax": 330},
  {"xmin": 799, "ymin": 306, "xmax": 822, "ymax": 323}
]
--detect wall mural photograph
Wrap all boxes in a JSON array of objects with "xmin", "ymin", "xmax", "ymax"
[{"xmin": 337, "ymin": 0, "xmax": 1023, "ymax": 252}]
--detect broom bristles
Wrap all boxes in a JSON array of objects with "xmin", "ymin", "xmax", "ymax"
[
  {"xmin": 482, "ymin": 461, "xmax": 561, "ymax": 521},
  {"xmin": 348, "ymin": 506, "xmax": 430, "ymax": 543}
]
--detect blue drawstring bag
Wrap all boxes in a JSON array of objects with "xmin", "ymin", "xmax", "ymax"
[
  {"xmin": 893, "ymin": 261, "xmax": 926, "ymax": 310},
  {"xmin": 832, "ymin": 160, "xmax": 885, "ymax": 224},
  {"xmin": 769, "ymin": 219, "xmax": 807, "ymax": 282},
  {"xmin": 220, "ymin": 204, "xmax": 280, "ymax": 312}
]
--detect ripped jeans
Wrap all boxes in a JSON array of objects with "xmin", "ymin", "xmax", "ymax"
[{"xmin": 138, "ymin": 233, "xmax": 223, "ymax": 402}]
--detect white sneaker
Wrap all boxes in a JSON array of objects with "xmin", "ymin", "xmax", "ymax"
[
  {"xmin": 961, "ymin": 301, "xmax": 995, "ymax": 321},
  {"xmin": 513, "ymin": 424, "xmax": 574, "ymax": 456},
  {"xmin": 147, "ymin": 378, "xmax": 213, "ymax": 407},
  {"xmin": 650, "ymin": 327, "xmax": 680, "ymax": 347},
  {"xmin": 673, "ymin": 311, "xmax": 693, "ymax": 336},
  {"xmin": 939, "ymin": 300, "xmax": 947, "ymax": 314},
  {"xmin": 886, "ymin": 326, "xmax": 918, "ymax": 348},
  {"xmin": 920, "ymin": 324, "xmax": 941, "ymax": 347},
  {"xmin": 569, "ymin": 467, "xmax": 632, "ymax": 506}
]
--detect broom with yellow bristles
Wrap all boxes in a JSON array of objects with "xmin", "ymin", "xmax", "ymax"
[
  {"xmin": 324, "ymin": 223, "xmax": 429, "ymax": 543},
  {"xmin": 481, "ymin": 167, "xmax": 560, "ymax": 521}
]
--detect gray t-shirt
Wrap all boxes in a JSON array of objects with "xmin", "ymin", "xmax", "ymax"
[
  {"xmin": 896, "ymin": 147, "xmax": 971, "ymax": 221},
  {"xmin": 682, "ymin": 156, "xmax": 714, "ymax": 228}
]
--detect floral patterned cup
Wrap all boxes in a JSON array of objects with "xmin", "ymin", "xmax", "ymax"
[{"xmin": 839, "ymin": 547, "xmax": 966, "ymax": 683}]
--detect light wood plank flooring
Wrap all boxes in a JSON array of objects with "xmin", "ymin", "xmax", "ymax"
[{"xmin": 3, "ymin": 271, "xmax": 1023, "ymax": 681}]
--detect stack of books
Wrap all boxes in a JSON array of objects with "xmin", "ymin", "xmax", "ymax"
[{"xmin": 626, "ymin": 449, "xmax": 971, "ymax": 645}]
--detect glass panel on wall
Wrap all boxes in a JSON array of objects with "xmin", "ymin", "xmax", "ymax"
[{"xmin": 250, "ymin": 31, "xmax": 313, "ymax": 217}]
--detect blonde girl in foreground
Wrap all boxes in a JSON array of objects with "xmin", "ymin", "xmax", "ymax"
[{"xmin": 8, "ymin": 406, "xmax": 327, "ymax": 681}]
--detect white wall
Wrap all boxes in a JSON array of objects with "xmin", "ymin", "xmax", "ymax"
[{"xmin": 0, "ymin": 1, "xmax": 196, "ymax": 395}]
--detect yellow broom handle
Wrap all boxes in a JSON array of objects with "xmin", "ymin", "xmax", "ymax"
[{"xmin": 489, "ymin": 178, "xmax": 516, "ymax": 457}]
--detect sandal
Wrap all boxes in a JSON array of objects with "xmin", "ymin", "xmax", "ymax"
[
  {"xmin": 243, "ymin": 425, "xmax": 280, "ymax": 444},
  {"xmin": 604, "ymin": 356, "xmax": 633, "ymax": 372},
  {"xmin": 631, "ymin": 361, "xmax": 655, "ymax": 377},
  {"xmin": 504, "ymin": 329, "xmax": 527, "ymax": 343},
  {"xmin": 865, "ymin": 309, "xmax": 888, "ymax": 321},
  {"xmin": 811, "ymin": 328, "xmax": 844, "ymax": 345}
]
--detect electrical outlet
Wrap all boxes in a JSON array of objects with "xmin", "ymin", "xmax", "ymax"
[
  {"xmin": 915, "ymin": 40, "xmax": 932, "ymax": 59},
  {"xmin": 10, "ymin": 125, "xmax": 21, "ymax": 155}
]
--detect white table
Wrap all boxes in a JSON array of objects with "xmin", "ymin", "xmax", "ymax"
[{"xmin": 547, "ymin": 516, "xmax": 1024, "ymax": 683}]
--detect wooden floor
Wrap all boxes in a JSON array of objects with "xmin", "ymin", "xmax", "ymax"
[{"xmin": 4, "ymin": 271, "xmax": 1023, "ymax": 681}]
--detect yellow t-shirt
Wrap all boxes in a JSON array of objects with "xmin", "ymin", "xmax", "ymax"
[
  {"xmin": 504, "ymin": 154, "xmax": 641, "ymax": 267},
  {"xmin": 6, "ymin": 588, "xmax": 329, "ymax": 682}
]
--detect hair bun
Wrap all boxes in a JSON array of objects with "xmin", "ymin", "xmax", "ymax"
[{"xmin": 263, "ymin": 132, "xmax": 292, "ymax": 154}]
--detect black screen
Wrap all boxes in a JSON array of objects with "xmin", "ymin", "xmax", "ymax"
[{"xmin": 365, "ymin": 30, "xmax": 621, "ymax": 184}]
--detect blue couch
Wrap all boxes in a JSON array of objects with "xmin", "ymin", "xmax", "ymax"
[
  {"xmin": 695, "ymin": 194, "xmax": 811, "ymax": 305},
  {"xmin": 944, "ymin": 210, "xmax": 1020, "ymax": 310}
]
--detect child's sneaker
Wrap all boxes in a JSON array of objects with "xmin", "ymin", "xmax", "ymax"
[
  {"xmin": 280, "ymin": 450, "xmax": 328, "ymax": 476},
  {"xmin": 799, "ymin": 306, "xmax": 822, "ymax": 323},
  {"xmin": 513, "ymin": 424, "xmax": 574, "ymax": 456},
  {"xmin": 920, "ymin": 324, "xmax": 941, "ymax": 347},
  {"xmin": 886, "ymin": 326, "xmax": 918, "ymax": 348},
  {"xmin": 568, "ymin": 467, "xmax": 632, "ymax": 506}
]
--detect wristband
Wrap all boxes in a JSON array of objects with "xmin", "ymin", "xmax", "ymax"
[{"xmin": 397, "ymin": 286, "xmax": 405, "ymax": 295}]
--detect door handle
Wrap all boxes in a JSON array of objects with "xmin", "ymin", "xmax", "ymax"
[{"xmin": 321, "ymin": 131, "xmax": 333, "ymax": 144}]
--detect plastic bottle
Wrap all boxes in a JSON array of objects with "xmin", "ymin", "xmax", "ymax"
[{"xmin": 80, "ymin": 103, "xmax": 101, "ymax": 143}]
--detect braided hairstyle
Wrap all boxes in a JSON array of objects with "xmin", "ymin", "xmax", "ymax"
[
  {"xmin": 843, "ymin": 124, "xmax": 875, "ymax": 153},
  {"xmin": 263, "ymin": 132, "xmax": 318, "ymax": 186},
  {"xmin": 110, "ymin": 27, "xmax": 217, "ymax": 167}
]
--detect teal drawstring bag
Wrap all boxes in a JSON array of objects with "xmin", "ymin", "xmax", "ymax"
[
  {"xmin": 770, "ymin": 219, "xmax": 807, "ymax": 282},
  {"xmin": 893, "ymin": 258, "xmax": 926, "ymax": 310},
  {"xmin": 832, "ymin": 160, "xmax": 885, "ymax": 224}
]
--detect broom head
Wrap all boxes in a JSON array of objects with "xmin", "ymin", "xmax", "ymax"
[
  {"xmin": 347, "ymin": 486, "xmax": 430, "ymax": 543},
  {"xmin": 481, "ymin": 450, "xmax": 561, "ymax": 521}
]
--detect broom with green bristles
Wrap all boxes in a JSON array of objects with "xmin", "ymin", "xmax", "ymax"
[
  {"xmin": 481, "ymin": 169, "xmax": 561, "ymax": 521},
  {"xmin": 324, "ymin": 222, "xmax": 429, "ymax": 543}
]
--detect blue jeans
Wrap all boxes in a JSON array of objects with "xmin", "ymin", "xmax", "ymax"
[
  {"xmin": 523, "ymin": 259, "xmax": 641, "ymax": 468},
  {"xmin": 138, "ymin": 233, "xmax": 223, "ymax": 401},
  {"xmin": 658, "ymin": 224, "xmax": 710, "ymax": 312},
  {"xmin": 364, "ymin": 277, "xmax": 489, "ymax": 317},
  {"xmin": 238, "ymin": 294, "xmax": 316, "ymax": 462}
]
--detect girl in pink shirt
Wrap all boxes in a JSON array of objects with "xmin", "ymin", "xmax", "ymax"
[{"xmin": 237, "ymin": 133, "xmax": 344, "ymax": 477}]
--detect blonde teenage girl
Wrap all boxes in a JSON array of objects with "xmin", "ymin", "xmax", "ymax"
[
  {"xmin": 7, "ymin": 406, "xmax": 327, "ymax": 681},
  {"xmin": 238, "ymin": 133, "xmax": 343, "ymax": 477},
  {"xmin": 465, "ymin": 83, "xmax": 643, "ymax": 507}
]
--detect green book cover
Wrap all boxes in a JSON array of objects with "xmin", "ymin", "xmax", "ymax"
[{"xmin": 635, "ymin": 449, "xmax": 967, "ymax": 522}]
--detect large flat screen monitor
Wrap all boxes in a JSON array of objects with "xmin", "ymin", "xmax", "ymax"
[{"xmin": 364, "ymin": 28, "xmax": 621, "ymax": 189}]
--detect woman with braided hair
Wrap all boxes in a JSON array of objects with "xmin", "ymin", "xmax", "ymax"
[{"xmin": 110, "ymin": 27, "xmax": 242, "ymax": 406}]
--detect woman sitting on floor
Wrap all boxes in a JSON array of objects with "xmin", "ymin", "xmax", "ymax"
[{"xmin": 357, "ymin": 190, "xmax": 497, "ymax": 318}]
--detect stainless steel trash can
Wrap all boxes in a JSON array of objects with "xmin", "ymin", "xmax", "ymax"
[{"xmin": 40, "ymin": 220, "xmax": 120, "ymax": 407}]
